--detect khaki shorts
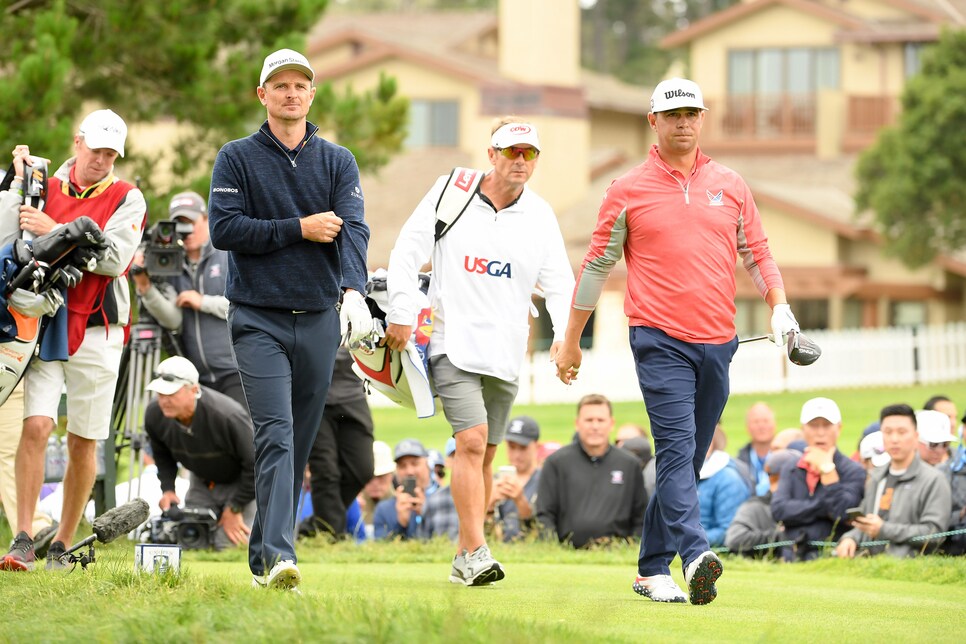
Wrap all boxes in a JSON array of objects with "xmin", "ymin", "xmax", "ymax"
[
  {"xmin": 429, "ymin": 354, "xmax": 519, "ymax": 445},
  {"xmin": 24, "ymin": 325, "xmax": 125, "ymax": 440}
]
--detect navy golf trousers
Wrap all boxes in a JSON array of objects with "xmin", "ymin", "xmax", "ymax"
[
  {"xmin": 630, "ymin": 326, "xmax": 738, "ymax": 576},
  {"xmin": 228, "ymin": 304, "xmax": 339, "ymax": 576}
]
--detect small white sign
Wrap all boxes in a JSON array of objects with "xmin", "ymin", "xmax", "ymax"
[{"xmin": 134, "ymin": 544, "xmax": 182, "ymax": 574}]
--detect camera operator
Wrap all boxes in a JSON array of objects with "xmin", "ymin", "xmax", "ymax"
[
  {"xmin": 144, "ymin": 356, "xmax": 255, "ymax": 550},
  {"xmin": 131, "ymin": 192, "xmax": 244, "ymax": 409}
]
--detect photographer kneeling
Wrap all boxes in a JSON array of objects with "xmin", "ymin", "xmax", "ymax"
[
  {"xmin": 131, "ymin": 192, "xmax": 245, "ymax": 409},
  {"xmin": 145, "ymin": 356, "xmax": 255, "ymax": 550}
]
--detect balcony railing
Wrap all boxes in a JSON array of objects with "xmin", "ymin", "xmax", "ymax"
[
  {"xmin": 701, "ymin": 93, "xmax": 900, "ymax": 153},
  {"xmin": 707, "ymin": 94, "xmax": 817, "ymax": 139}
]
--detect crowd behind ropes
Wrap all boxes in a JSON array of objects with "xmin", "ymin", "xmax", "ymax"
[
  {"xmin": 1, "ymin": 45, "xmax": 963, "ymax": 606},
  {"xmin": 319, "ymin": 393, "xmax": 965, "ymax": 561}
]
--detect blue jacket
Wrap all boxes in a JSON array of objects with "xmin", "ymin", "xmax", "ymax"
[
  {"xmin": 208, "ymin": 121, "xmax": 369, "ymax": 310},
  {"xmin": 373, "ymin": 479, "xmax": 439, "ymax": 540},
  {"xmin": 771, "ymin": 449, "xmax": 865, "ymax": 560},
  {"xmin": 698, "ymin": 459, "xmax": 750, "ymax": 547}
]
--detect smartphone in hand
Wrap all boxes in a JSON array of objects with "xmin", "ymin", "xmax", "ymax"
[
  {"xmin": 846, "ymin": 507, "xmax": 864, "ymax": 520},
  {"xmin": 401, "ymin": 475, "xmax": 417, "ymax": 496}
]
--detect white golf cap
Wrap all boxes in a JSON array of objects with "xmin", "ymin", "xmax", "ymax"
[
  {"xmin": 372, "ymin": 440, "xmax": 395, "ymax": 477},
  {"xmin": 78, "ymin": 109, "xmax": 127, "ymax": 157},
  {"xmin": 916, "ymin": 409, "xmax": 957, "ymax": 444},
  {"xmin": 800, "ymin": 397, "xmax": 842, "ymax": 425},
  {"xmin": 490, "ymin": 122, "xmax": 540, "ymax": 152},
  {"xmin": 260, "ymin": 48, "xmax": 314, "ymax": 86},
  {"xmin": 146, "ymin": 356, "xmax": 199, "ymax": 396},
  {"xmin": 650, "ymin": 78, "xmax": 707, "ymax": 114},
  {"xmin": 859, "ymin": 432, "xmax": 890, "ymax": 467}
]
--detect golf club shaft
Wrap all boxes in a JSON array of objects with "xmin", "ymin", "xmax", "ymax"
[{"xmin": 737, "ymin": 334, "xmax": 772, "ymax": 344}]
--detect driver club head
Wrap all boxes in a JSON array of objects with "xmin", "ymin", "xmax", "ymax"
[{"xmin": 787, "ymin": 331, "xmax": 821, "ymax": 366}]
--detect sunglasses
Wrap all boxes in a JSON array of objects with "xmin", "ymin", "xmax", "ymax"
[
  {"xmin": 494, "ymin": 146, "xmax": 539, "ymax": 161},
  {"xmin": 153, "ymin": 371, "xmax": 192, "ymax": 385},
  {"xmin": 927, "ymin": 442, "xmax": 950, "ymax": 450}
]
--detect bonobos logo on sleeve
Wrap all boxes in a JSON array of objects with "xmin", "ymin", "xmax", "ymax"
[{"xmin": 463, "ymin": 256, "xmax": 512, "ymax": 279}]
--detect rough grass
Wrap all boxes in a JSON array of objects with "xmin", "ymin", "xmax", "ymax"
[{"xmin": 1, "ymin": 538, "xmax": 964, "ymax": 643}]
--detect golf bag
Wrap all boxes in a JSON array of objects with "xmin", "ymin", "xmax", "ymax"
[
  {"xmin": 348, "ymin": 269, "xmax": 436, "ymax": 418},
  {"xmin": 0, "ymin": 211, "xmax": 108, "ymax": 406}
]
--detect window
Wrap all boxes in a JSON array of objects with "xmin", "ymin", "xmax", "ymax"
[
  {"xmin": 904, "ymin": 43, "xmax": 926, "ymax": 78},
  {"xmin": 727, "ymin": 48, "xmax": 840, "ymax": 95},
  {"xmin": 789, "ymin": 299, "xmax": 829, "ymax": 331},
  {"xmin": 406, "ymin": 100, "xmax": 459, "ymax": 148},
  {"xmin": 890, "ymin": 301, "xmax": 926, "ymax": 327}
]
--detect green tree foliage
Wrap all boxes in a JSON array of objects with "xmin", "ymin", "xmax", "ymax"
[
  {"xmin": 581, "ymin": 0, "xmax": 738, "ymax": 86},
  {"xmin": 0, "ymin": 0, "xmax": 408, "ymax": 216},
  {"xmin": 855, "ymin": 29, "xmax": 966, "ymax": 267}
]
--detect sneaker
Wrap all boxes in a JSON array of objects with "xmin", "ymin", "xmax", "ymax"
[
  {"xmin": 0, "ymin": 532, "xmax": 35, "ymax": 572},
  {"xmin": 632, "ymin": 574, "xmax": 687, "ymax": 603},
  {"xmin": 449, "ymin": 545, "xmax": 505, "ymax": 586},
  {"xmin": 266, "ymin": 560, "xmax": 301, "ymax": 591},
  {"xmin": 684, "ymin": 551, "xmax": 723, "ymax": 606},
  {"xmin": 45, "ymin": 541, "xmax": 70, "ymax": 572},
  {"xmin": 32, "ymin": 522, "xmax": 59, "ymax": 560},
  {"xmin": 252, "ymin": 573, "xmax": 301, "ymax": 595}
]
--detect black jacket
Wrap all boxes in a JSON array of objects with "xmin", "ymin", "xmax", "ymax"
[{"xmin": 536, "ymin": 442, "xmax": 646, "ymax": 548}]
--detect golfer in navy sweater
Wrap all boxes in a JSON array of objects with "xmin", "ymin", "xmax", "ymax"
[{"xmin": 208, "ymin": 48, "xmax": 373, "ymax": 593}]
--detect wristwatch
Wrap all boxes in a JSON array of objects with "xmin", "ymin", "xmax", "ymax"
[
  {"xmin": 819, "ymin": 462, "xmax": 836, "ymax": 475},
  {"xmin": 228, "ymin": 503, "xmax": 244, "ymax": 514}
]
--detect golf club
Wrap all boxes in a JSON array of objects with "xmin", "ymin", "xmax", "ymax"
[{"xmin": 737, "ymin": 331, "xmax": 822, "ymax": 366}]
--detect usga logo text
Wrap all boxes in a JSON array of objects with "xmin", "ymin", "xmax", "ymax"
[{"xmin": 464, "ymin": 256, "xmax": 512, "ymax": 278}]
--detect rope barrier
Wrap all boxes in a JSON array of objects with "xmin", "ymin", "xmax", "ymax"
[{"xmin": 720, "ymin": 526, "xmax": 966, "ymax": 554}]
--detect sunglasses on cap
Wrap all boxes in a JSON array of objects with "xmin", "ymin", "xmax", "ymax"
[
  {"xmin": 152, "ymin": 371, "xmax": 193, "ymax": 385},
  {"xmin": 494, "ymin": 146, "xmax": 539, "ymax": 161}
]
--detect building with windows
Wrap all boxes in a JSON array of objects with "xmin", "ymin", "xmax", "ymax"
[
  {"xmin": 306, "ymin": 0, "xmax": 966, "ymax": 350},
  {"xmin": 661, "ymin": 0, "xmax": 966, "ymax": 332}
]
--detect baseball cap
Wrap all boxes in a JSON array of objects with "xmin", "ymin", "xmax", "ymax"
[
  {"xmin": 372, "ymin": 440, "xmax": 394, "ymax": 477},
  {"xmin": 490, "ymin": 123, "xmax": 541, "ymax": 152},
  {"xmin": 427, "ymin": 449, "xmax": 444, "ymax": 471},
  {"xmin": 260, "ymin": 48, "xmax": 314, "ymax": 86},
  {"xmin": 78, "ymin": 109, "xmax": 127, "ymax": 157},
  {"xmin": 146, "ymin": 356, "xmax": 199, "ymax": 396},
  {"xmin": 649, "ymin": 78, "xmax": 707, "ymax": 114},
  {"xmin": 169, "ymin": 191, "xmax": 206, "ymax": 222},
  {"xmin": 619, "ymin": 436, "xmax": 652, "ymax": 466},
  {"xmin": 916, "ymin": 409, "xmax": 957, "ymax": 444},
  {"xmin": 505, "ymin": 416, "xmax": 540, "ymax": 445},
  {"xmin": 858, "ymin": 432, "xmax": 890, "ymax": 467},
  {"xmin": 800, "ymin": 397, "xmax": 842, "ymax": 425},
  {"xmin": 764, "ymin": 448, "xmax": 803, "ymax": 475},
  {"xmin": 393, "ymin": 438, "xmax": 427, "ymax": 461}
]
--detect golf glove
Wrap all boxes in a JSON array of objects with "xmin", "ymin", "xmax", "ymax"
[
  {"xmin": 8, "ymin": 287, "xmax": 64, "ymax": 318},
  {"xmin": 340, "ymin": 289, "xmax": 375, "ymax": 347},
  {"xmin": 770, "ymin": 304, "xmax": 800, "ymax": 348}
]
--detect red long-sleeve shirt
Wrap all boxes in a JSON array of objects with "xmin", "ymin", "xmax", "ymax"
[{"xmin": 574, "ymin": 146, "xmax": 784, "ymax": 344}]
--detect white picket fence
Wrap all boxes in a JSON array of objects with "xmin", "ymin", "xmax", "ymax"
[
  {"xmin": 517, "ymin": 322, "xmax": 966, "ymax": 404},
  {"xmin": 363, "ymin": 322, "xmax": 966, "ymax": 407}
]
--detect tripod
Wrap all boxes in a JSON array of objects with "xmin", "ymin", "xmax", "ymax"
[{"xmin": 104, "ymin": 323, "xmax": 163, "ymax": 507}]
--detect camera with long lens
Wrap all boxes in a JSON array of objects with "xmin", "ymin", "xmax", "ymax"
[
  {"xmin": 147, "ymin": 505, "xmax": 219, "ymax": 550},
  {"xmin": 141, "ymin": 219, "xmax": 193, "ymax": 277}
]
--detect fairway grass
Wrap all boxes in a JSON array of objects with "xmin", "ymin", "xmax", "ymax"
[{"xmin": 1, "ymin": 540, "xmax": 963, "ymax": 643}]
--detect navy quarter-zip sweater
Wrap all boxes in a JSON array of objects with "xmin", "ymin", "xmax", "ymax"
[{"xmin": 208, "ymin": 121, "xmax": 369, "ymax": 310}]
